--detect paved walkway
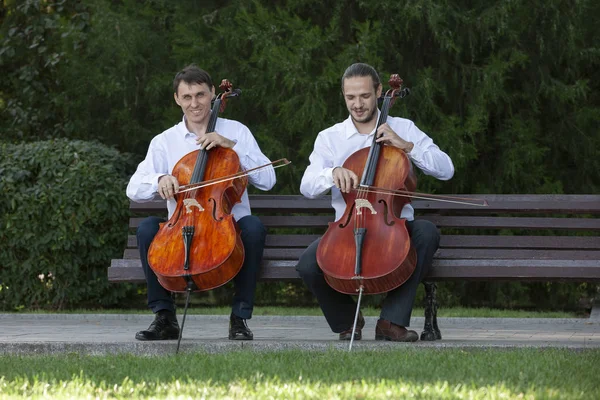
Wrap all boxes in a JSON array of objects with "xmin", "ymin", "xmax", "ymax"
[{"xmin": 1, "ymin": 314, "xmax": 599, "ymax": 355}]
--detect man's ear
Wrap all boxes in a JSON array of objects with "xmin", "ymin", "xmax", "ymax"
[
  {"xmin": 173, "ymin": 92, "xmax": 180, "ymax": 106},
  {"xmin": 376, "ymin": 84, "xmax": 383, "ymax": 98}
]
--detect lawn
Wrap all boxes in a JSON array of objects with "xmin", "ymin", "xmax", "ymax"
[{"xmin": 1, "ymin": 348, "xmax": 599, "ymax": 399}]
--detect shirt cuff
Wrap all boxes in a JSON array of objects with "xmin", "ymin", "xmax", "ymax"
[
  {"xmin": 143, "ymin": 173, "xmax": 167, "ymax": 192},
  {"xmin": 323, "ymin": 167, "xmax": 336, "ymax": 187}
]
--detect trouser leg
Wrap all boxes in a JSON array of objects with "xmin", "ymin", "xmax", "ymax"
[
  {"xmin": 231, "ymin": 215, "xmax": 267, "ymax": 319},
  {"xmin": 380, "ymin": 219, "xmax": 440, "ymax": 327},
  {"xmin": 137, "ymin": 216, "xmax": 175, "ymax": 314},
  {"xmin": 295, "ymin": 238, "xmax": 357, "ymax": 333}
]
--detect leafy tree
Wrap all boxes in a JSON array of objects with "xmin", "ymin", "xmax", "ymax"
[{"xmin": 0, "ymin": 0, "xmax": 89, "ymax": 141}]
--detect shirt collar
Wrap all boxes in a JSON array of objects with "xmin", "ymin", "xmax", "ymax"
[
  {"xmin": 342, "ymin": 109, "xmax": 381, "ymax": 139},
  {"xmin": 178, "ymin": 115, "xmax": 197, "ymax": 138}
]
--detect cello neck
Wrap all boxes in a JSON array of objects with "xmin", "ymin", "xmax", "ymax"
[
  {"xmin": 360, "ymin": 95, "xmax": 392, "ymax": 187},
  {"xmin": 189, "ymin": 96, "xmax": 222, "ymax": 185},
  {"xmin": 189, "ymin": 80, "xmax": 240, "ymax": 185},
  {"xmin": 361, "ymin": 74, "xmax": 407, "ymax": 187}
]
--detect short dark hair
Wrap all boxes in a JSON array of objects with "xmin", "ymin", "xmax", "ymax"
[
  {"xmin": 341, "ymin": 63, "xmax": 381, "ymax": 92},
  {"xmin": 173, "ymin": 64, "xmax": 213, "ymax": 94}
]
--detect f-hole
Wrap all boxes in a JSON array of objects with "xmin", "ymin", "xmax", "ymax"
[
  {"xmin": 209, "ymin": 198, "xmax": 223, "ymax": 221},
  {"xmin": 378, "ymin": 199, "xmax": 395, "ymax": 226},
  {"xmin": 167, "ymin": 207, "xmax": 183, "ymax": 227},
  {"xmin": 339, "ymin": 203, "xmax": 356, "ymax": 228}
]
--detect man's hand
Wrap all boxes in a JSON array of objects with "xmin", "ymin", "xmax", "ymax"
[
  {"xmin": 332, "ymin": 167, "xmax": 359, "ymax": 193},
  {"xmin": 196, "ymin": 131, "xmax": 235, "ymax": 150},
  {"xmin": 157, "ymin": 175, "xmax": 180, "ymax": 200},
  {"xmin": 376, "ymin": 123, "xmax": 414, "ymax": 153}
]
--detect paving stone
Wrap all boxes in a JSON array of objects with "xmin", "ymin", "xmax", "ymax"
[{"xmin": 1, "ymin": 314, "xmax": 599, "ymax": 355}]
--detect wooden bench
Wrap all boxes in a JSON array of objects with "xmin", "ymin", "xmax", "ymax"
[{"xmin": 109, "ymin": 194, "xmax": 600, "ymax": 340}]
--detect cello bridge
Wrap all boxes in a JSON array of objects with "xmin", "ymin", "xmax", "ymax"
[
  {"xmin": 355, "ymin": 199, "xmax": 377, "ymax": 215},
  {"xmin": 183, "ymin": 199, "xmax": 204, "ymax": 214}
]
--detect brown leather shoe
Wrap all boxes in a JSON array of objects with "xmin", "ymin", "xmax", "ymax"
[
  {"xmin": 339, "ymin": 312, "xmax": 365, "ymax": 340},
  {"xmin": 375, "ymin": 319, "xmax": 418, "ymax": 342}
]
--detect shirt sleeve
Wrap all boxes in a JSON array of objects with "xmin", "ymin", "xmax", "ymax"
[
  {"xmin": 232, "ymin": 125, "xmax": 276, "ymax": 191},
  {"xmin": 300, "ymin": 132, "xmax": 336, "ymax": 198},
  {"xmin": 403, "ymin": 120, "xmax": 455, "ymax": 180},
  {"xmin": 126, "ymin": 136, "xmax": 168, "ymax": 202}
]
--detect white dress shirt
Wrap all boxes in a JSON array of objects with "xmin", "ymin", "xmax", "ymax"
[
  {"xmin": 300, "ymin": 113, "xmax": 454, "ymax": 221},
  {"xmin": 127, "ymin": 116, "xmax": 276, "ymax": 220}
]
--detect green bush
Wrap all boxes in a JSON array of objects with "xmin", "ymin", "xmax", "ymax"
[{"xmin": 0, "ymin": 139, "xmax": 137, "ymax": 310}]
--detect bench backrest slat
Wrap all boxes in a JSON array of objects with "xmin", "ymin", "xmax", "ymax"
[
  {"xmin": 125, "ymin": 234, "xmax": 600, "ymax": 250},
  {"xmin": 122, "ymin": 247, "xmax": 600, "ymax": 261},
  {"xmin": 128, "ymin": 194, "xmax": 600, "ymax": 214},
  {"xmin": 128, "ymin": 215, "xmax": 600, "ymax": 230}
]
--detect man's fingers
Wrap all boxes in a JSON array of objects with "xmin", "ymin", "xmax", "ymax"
[
  {"xmin": 338, "ymin": 176, "xmax": 345, "ymax": 192},
  {"xmin": 158, "ymin": 176, "xmax": 179, "ymax": 199},
  {"xmin": 346, "ymin": 175, "xmax": 354, "ymax": 192},
  {"xmin": 166, "ymin": 179, "xmax": 179, "ymax": 197},
  {"xmin": 338, "ymin": 174, "xmax": 347, "ymax": 193},
  {"xmin": 202, "ymin": 137, "xmax": 219, "ymax": 150},
  {"xmin": 332, "ymin": 169, "xmax": 358, "ymax": 192}
]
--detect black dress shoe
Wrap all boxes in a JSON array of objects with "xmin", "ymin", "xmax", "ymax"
[
  {"xmin": 229, "ymin": 313, "xmax": 253, "ymax": 340},
  {"xmin": 135, "ymin": 311, "xmax": 180, "ymax": 341}
]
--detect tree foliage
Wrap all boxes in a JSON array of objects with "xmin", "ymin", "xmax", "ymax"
[
  {"xmin": 0, "ymin": 0, "xmax": 89, "ymax": 140},
  {"xmin": 1, "ymin": 0, "xmax": 598, "ymax": 310},
  {"xmin": 2, "ymin": 0, "xmax": 598, "ymax": 194}
]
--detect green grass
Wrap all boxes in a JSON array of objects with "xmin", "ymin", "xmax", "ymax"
[
  {"xmin": 5, "ymin": 306, "xmax": 578, "ymax": 318},
  {"xmin": 1, "ymin": 349, "xmax": 599, "ymax": 399}
]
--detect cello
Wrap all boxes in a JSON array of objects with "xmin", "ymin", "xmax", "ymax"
[
  {"xmin": 316, "ymin": 74, "xmax": 416, "ymax": 297},
  {"xmin": 315, "ymin": 74, "xmax": 415, "ymax": 349},
  {"xmin": 147, "ymin": 79, "xmax": 246, "ymax": 351},
  {"xmin": 316, "ymin": 74, "xmax": 486, "ymax": 350},
  {"xmin": 148, "ymin": 79, "xmax": 246, "ymax": 293}
]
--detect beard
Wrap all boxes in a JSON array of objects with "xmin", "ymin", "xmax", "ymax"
[{"xmin": 350, "ymin": 106, "xmax": 378, "ymax": 125}]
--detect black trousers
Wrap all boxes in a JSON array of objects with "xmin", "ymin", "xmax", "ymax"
[
  {"xmin": 295, "ymin": 219, "xmax": 440, "ymax": 332},
  {"xmin": 136, "ymin": 215, "xmax": 267, "ymax": 319}
]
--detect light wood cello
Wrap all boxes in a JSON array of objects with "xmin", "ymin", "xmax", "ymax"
[{"xmin": 147, "ymin": 79, "xmax": 289, "ymax": 352}]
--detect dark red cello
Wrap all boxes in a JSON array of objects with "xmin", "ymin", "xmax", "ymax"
[
  {"xmin": 316, "ymin": 74, "xmax": 416, "ymax": 296},
  {"xmin": 315, "ymin": 75, "xmax": 415, "ymax": 349}
]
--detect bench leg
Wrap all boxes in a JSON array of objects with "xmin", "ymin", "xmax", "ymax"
[{"xmin": 420, "ymin": 282, "xmax": 442, "ymax": 341}]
